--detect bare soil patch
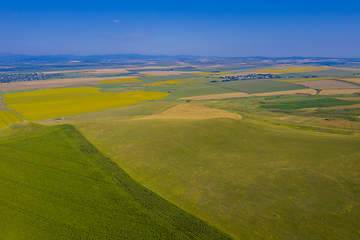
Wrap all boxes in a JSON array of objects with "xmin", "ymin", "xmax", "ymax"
[
  {"xmin": 295, "ymin": 80, "xmax": 360, "ymax": 89},
  {"xmin": 136, "ymin": 103, "xmax": 242, "ymax": 120}
]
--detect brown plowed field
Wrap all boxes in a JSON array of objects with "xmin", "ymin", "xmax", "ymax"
[
  {"xmin": 136, "ymin": 103, "xmax": 242, "ymax": 120},
  {"xmin": 295, "ymin": 80, "xmax": 360, "ymax": 89}
]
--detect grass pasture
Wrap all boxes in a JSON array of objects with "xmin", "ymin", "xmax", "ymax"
[
  {"xmin": 0, "ymin": 124, "xmax": 231, "ymax": 239},
  {"xmin": 136, "ymin": 103, "xmax": 242, "ymax": 120},
  {"xmin": 307, "ymin": 107, "xmax": 360, "ymax": 122},
  {"xmin": 2, "ymin": 87, "xmax": 169, "ymax": 121},
  {"xmin": 208, "ymin": 80, "xmax": 307, "ymax": 94},
  {"xmin": 75, "ymin": 118, "xmax": 360, "ymax": 239}
]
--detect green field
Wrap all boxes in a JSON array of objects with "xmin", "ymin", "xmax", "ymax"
[
  {"xmin": 74, "ymin": 118, "xmax": 360, "ymax": 239},
  {"xmin": 208, "ymin": 80, "xmax": 307, "ymax": 93},
  {"xmin": 260, "ymin": 97, "xmax": 360, "ymax": 109},
  {"xmin": 0, "ymin": 124, "xmax": 231, "ymax": 239}
]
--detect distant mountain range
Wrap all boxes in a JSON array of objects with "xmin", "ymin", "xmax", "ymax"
[{"xmin": 0, "ymin": 53, "xmax": 359, "ymax": 66}]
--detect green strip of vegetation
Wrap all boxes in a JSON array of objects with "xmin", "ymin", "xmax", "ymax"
[{"xmin": 260, "ymin": 97, "xmax": 360, "ymax": 109}]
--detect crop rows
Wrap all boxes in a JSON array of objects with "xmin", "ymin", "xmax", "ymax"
[{"xmin": 0, "ymin": 110, "xmax": 22, "ymax": 128}]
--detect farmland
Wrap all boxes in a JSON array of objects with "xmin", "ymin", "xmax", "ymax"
[
  {"xmin": 2, "ymin": 87, "xmax": 169, "ymax": 121},
  {"xmin": 1, "ymin": 58, "xmax": 360, "ymax": 239},
  {"xmin": 143, "ymin": 80, "xmax": 185, "ymax": 86},
  {"xmin": 0, "ymin": 124, "xmax": 231, "ymax": 239},
  {"xmin": 75, "ymin": 118, "xmax": 360, "ymax": 239},
  {"xmin": 98, "ymin": 78, "xmax": 142, "ymax": 84},
  {"xmin": 295, "ymin": 80, "xmax": 360, "ymax": 89},
  {"xmin": 208, "ymin": 79, "xmax": 307, "ymax": 94},
  {"xmin": 259, "ymin": 96, "xmax": 360, "ymax": 110},
  {"xmin": 256, "ymin": 66, "xmax": 332, "ymax": 73},
  {"xmin": 0, "ymin": 110, "xmax": 23, "ymax": 128}
]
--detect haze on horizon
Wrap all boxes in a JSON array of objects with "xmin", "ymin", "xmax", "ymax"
[{"xmin": 1, "ymin": 0, "xmax": 359, "ymax": 58}]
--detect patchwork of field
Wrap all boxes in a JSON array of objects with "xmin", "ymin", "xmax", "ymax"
[
  {"xmin": 181, "ymin": 89, "xmax": 317, "ymax": 100},
  {"xmin": 208, "ymin": 80, "xmax": 307, "ymax": 94},
  {"xmin": 295, "ymin": 79, "xmax": 360, "ymax": 89},
  {"xmin": 0, "ymin": 110, "xmax": 23, "ymax": 128},
  {"xmin": 138, "ymin": 71, "xmax": 197, "ymax": 76},
  {"xmin": 76, "ymin": 118, "xmax": 360, "ymax": 239},
  {"xmin": 137, "ymin": 103, "xmax": 242, "ymax": 120},
  {"xmin": 2, "ymin": 87, "xmax": 169, "ymax": 121},
  {"xmin": 256, "ymin": 66, "xmax": 332, "ymax": 73},
  {"xmin": 0, "ymin": 124, "xmax": 230, "ymax": 239},
  {"xmin": 143, "ymin": 80, "xmax": 185, "ymax": 86},
  {"xmin": 43, "ymin": 68, "xmax": 130, "ymax": 75},
  {"xmin": 2, "ymin": 63, "xmax": 360, "ymax": 239},
  {"xmin": 0, "ymin": 76, "xmax": 139, "ymax": 92},
  {"xmin": 98, "ymin": 78, "xmax": 142, "ymax": 84}
]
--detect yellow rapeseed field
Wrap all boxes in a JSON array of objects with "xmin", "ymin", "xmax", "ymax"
[
  {"xmin": 2, "ymin": 87, "xmax": 168, "ymax": 121},
  {"xmin": 255, "ymin": 67, "xmax": 331, "ymax": 73},
  {"xmin": 0, "ymin": 110, "xmax": 23, "ymax": 128},
  {"xmin": 98, "ymin": 78, "xmax": 142, "ymax": 84},
  {"xmin": 143, "ymin": 80, "xmax": 185, "ymax": 86}
]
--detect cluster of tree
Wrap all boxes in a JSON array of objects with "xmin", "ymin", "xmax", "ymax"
[{"xmin": 0, "ymin": 73, "xmax": 64, "ymax": 83}]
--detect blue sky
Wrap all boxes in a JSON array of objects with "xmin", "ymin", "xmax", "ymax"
[{"xmin": 1, "ymin": 0, "xmax": 359, "ymax": 57}]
